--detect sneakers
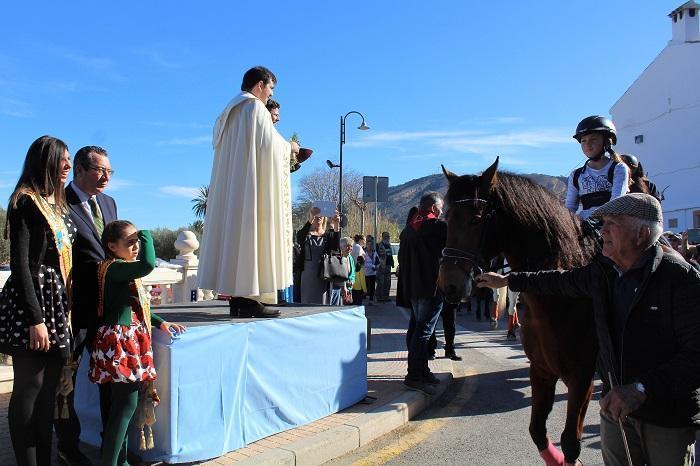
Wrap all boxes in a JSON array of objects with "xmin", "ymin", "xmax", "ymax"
[{"xmin": 403, "ymin": 377, "xmax": 437, "ymax": 396}]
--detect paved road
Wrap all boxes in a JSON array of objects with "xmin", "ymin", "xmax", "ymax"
[{"xmin": 329, "ymin": 306, "xmax": 605, "ymax": 466}]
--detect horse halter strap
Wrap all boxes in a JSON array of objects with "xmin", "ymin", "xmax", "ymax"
[{"xmin": 441, "ymin": 197, "xmax": 494, "ymax": 280}]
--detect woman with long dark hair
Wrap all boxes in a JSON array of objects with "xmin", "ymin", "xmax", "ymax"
[{"xmin": 0, "ymin": 135, "xmax": 76, "ymax": 465}]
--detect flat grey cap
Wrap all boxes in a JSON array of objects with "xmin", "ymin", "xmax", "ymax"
[{"xmin": 592, "ymin": 193, "xmax": 662, "ymax": 223}]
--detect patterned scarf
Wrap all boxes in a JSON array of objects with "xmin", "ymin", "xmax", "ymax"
[
  {"xmin": 26, "ymin": 192, "xmax": 73, "ymax": 287},
  {"xmin": 96, "ymin": 258, "xmax": 152, "ymax": 334}
]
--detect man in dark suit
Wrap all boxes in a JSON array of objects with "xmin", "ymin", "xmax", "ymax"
[{"xmin": 55, "ymin": 146, "xmax": 117, "ymax": 466}]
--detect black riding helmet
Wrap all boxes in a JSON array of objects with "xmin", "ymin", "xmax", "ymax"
[
  {"xmin": 620, "ymin": 154, "xmax": 644, "ymax": 178},
  {"xmin": 620, "ymin": 153, "xmax": 638, "ymax": 169},
  {"xmin": 573, "ymin": 115, "xmax": 617, "ymax": 145}
]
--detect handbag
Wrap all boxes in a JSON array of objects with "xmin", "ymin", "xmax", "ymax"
[{"xmin": 319, "ymin": 253, "xmax": 350, "ymax": 281}]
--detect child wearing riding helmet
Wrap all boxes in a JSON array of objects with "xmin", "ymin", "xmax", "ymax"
[{"xmin": 565, "ymin": 116, "xmax": 630, "ymax": 219}]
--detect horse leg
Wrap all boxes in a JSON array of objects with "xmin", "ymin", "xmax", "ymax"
[
  {"xmin": 560, "ymin": 375, "xmax": 594, "ymax": 466},
  {"xmin": 529, "ymin": 366, "xmax": 564, "ymax": 466}
]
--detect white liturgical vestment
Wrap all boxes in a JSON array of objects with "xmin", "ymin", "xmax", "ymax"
[{"xmin": 198, "ymin": 92, "xmax": 293, "ymax": 303}]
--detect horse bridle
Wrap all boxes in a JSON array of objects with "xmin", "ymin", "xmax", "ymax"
[{"xmin": 440, "ymin": 197, "xmax": 496, "ymax": 281}]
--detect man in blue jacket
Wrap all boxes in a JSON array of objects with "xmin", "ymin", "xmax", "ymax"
[{"xmin": 477, "ymin": 193, "xmax": 700, "ymax": 465}]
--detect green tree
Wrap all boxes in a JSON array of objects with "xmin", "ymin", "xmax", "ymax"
[
  {"xmin": 191, "ymin": 185, "xmax": 208, "ymax": 219},
  {"xmin": 189, "ymin": 220, "xmax": 204, "ymax": 237}
]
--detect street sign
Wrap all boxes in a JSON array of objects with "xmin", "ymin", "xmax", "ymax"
[{"xmin": 362, "ymin": 176, "xmax": 389, "ymax": 202}]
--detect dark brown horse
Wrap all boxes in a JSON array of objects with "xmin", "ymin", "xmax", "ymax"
[{"xmin": 437, "ymin": 158, "xmax": 598, "ymax": 466}]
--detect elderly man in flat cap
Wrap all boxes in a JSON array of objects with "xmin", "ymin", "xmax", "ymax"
[{"xmin": 477, "ymin": 193, "xmax": 700, "ymax": 466}]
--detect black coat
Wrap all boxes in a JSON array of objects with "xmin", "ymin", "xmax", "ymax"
[
  {"xmin": 294, "ymin": 222, "xmax": 340, "ymax": 272},
  {"xmin": 508, "ymin": 245, "xmax": 700, "ymax": 427},
  {"xmin": 6, "ymin": 196, "xmax": 62, "ymax": 326},
  {"xmin": 66, "ymin": 184, "xmax": 118, "ymax": 330},
  {"xmin": 396, "ymin": 218, "xmax": 446, "ymax": 307}
]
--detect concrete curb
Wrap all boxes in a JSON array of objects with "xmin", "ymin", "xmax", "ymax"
[{"xmin": 235, "ymin": 371, "xmax": 454, "ymax": 466}]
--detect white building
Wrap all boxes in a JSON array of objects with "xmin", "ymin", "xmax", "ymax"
[{"xmin": 610, "ymin": 1, "xmax": 700, "ymax": 232}]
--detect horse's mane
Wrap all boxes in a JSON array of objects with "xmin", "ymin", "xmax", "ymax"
[
  {"xmin": 495, "ymin": 173, "xmax": 597, "ymax": 268},
  {"xmin": 446, "ymin": 171, "xmax": 598, "ymax": 270}
]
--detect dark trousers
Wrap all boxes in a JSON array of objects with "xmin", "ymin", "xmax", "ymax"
[
  {"xmin": 9, "ymin": 351, "xmax": 64, "ymax": 466},
  {"xmin": 366, "ymin": 275, "xmax": 376, "ymax": 301},
  {"xmin": 351, "ymin": 290, "xmax": 365, "ymax": 305},
  {"xmin": 406, "ymin": 296, "xmax": 443, "ymax": 379},
  {"xmin": 53, "ymin": 329, "xmax": 89, "ymax": 455},
  {"xmin": 429, "ymin": 301, "xmax": 457, "ymax": 354},
  {"xmin": 600, "ymin": 413, "xmax": 696, "ymax": 465}
]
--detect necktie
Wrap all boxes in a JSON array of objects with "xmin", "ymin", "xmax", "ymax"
[{"xmin": 89, "ymin": 197, "xmax": 104, "ymax": 236}]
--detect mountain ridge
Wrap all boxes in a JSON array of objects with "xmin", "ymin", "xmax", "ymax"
[{"xmin": 383, "ymin": 172, "xmax": 568, "ymax": 222}]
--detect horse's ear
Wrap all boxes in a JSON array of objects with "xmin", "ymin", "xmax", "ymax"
[
  {"xmin": 481, "ymin": 157, "xmax": 499, "ymax": 191},
  {"xmin": 442, "ymin": 165, "xmax": 458, "ymax": 183}
]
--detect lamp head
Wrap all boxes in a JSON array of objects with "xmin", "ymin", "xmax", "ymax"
[
  {"xmin": 326, "ymin": 159, "xmax": 339, "ymax": 169},
  {"xmin": 358, "ymin": 122, "xmax": 370, "ymax": 131}
]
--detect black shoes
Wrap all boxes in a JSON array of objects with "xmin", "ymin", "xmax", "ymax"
[
  {"xmin": 229, "ymin": 297, "xmax": 281, "ymax": 318},
  {"xmin": 445, "ymin": 350, "xmax": 463, "ymax": 361},
  {"xmin": 423, "ymin": 372, "xmax": 440, "ymax": 385},
  {"xmin": 404, "ymin": 377, "xmax": 437, "ymax": 396},
  {"xmin": 57, "ymin": 448, "xmax": 93, "ymax": 466}
]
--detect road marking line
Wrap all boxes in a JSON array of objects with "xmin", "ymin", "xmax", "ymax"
[{"xmin": 351, "ymin": 367, "xmax": 477, "ymax": 465}]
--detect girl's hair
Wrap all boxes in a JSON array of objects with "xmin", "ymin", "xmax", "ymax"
[
  {"xmin": 355, "ymin": 255, "xmax": 364, "ymax": 271},
  {"xmin": 101, "ymin": 220, "xmax": 136, "ymax": 257},
  {"xmin": 605, "ymin": 145, "xmax": 623, "ymax": 163},
  {"xmin": 10, "ymin": 135, "xmax": 69, "ymax": 210}
]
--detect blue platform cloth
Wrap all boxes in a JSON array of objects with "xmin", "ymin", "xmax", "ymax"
[{"xmin": 74, "ymin": 306, "xmax": 367, "ymax": 463}]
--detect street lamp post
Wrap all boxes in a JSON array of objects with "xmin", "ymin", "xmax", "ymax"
[{"xmin": 338, "ymin": 111, "xmax": 369, "ymax": 236}]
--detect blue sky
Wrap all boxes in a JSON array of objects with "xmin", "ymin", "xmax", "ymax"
[{"xmin": 0, "ymin": 1, "xmax": 678, "ymax": 229}]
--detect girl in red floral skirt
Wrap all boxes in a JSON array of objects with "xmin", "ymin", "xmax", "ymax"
[{"xmin": 89, "ymin": 220, "xmax": 185, "ymax": 466}]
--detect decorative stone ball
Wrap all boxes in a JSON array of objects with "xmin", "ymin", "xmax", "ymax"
[{"xmin": 174, "ymin": 230, "xmax": 199, "ymax": 257}]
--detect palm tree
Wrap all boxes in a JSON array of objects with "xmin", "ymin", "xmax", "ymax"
[{"xmin": 191, "ymin": 185, "xmax": 209, "ymax": 219}]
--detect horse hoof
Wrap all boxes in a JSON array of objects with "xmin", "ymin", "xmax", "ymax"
[{"xmin": 489, "ymin": 318, "xmax": 498, "ymax": 330}]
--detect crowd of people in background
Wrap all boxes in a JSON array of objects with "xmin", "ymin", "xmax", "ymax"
[{"xmin": 294, "ymin": 205, "xmax": 395, "ymax": 307}]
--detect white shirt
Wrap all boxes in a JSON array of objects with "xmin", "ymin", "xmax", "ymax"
[
  {"xmin": 69, "ymin": 182, "xmax": 102, "ymax": 227},
  {"xmin": 565, "ymin": 158, "xmax": 629, "ymax": 219}
]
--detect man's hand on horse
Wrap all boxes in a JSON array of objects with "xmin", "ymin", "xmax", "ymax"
[
  {"xmin": 600, "ymin": 384, "xmax": 647, "ymax": 421},
  {"xmin": 475, "ymin": 272, "xmax": 508, "ymax": 289}
]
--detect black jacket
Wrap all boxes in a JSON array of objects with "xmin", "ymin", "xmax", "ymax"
[
  {"xmin": 7, "ymin": 196, "xmax": 61, "ymax": 327},
  {"xmin": 508, "ymin": 245, "xmax": 700, "ymax": 427},
  {"xmin": 66, "ymin": 184, "xmax": 118, "ymax": 330},
  {"xmin": 396, "ymin": 218, "xmax": 446, "ymax": 306},
  {"xmin": 294, "ymin": 222, "xmax": 340, "ymax": 273}
]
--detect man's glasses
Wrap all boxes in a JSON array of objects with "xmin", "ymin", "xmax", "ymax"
[{"xmin": 86, "ymin": 165, "xmax": 114, "ymax": 177}]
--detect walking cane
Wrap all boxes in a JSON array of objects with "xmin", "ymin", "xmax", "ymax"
[{"xmin": 607, "ymin": 372, "xmax": 634, "ymax": 466}]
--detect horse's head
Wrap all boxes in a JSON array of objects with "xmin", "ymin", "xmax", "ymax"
[{"xmin": 437, "ymin": 157, "xmax": 504, "ymax": 304}]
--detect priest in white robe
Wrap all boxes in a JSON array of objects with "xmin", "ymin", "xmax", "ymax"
[{"xmin": 198, "ymin": 66, "xmax": 299, "ymax": 314}]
